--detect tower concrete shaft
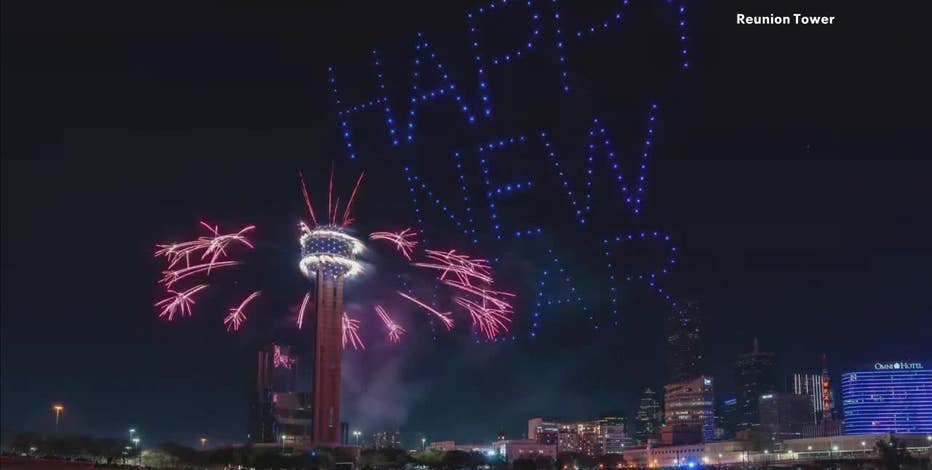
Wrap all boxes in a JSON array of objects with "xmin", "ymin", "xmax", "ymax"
[{"xmin": 312, "ymin": 272, "xmax": 344, "ymax": 445}]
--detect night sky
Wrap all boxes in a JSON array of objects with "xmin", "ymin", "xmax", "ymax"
[{"xmin": 2, "ymin": 0, "xmax": 930, "ymax": 449}]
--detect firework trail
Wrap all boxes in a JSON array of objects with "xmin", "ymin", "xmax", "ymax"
[
  {"xmin": 441, "ymin": 279, "xmax": 515, "ymax": 310},
  {"xmin": 224, "ymin": 291, "xmax": 261, "ymax": 332},
  {"xmin": 397, "ymin": 291, "xmax": 454, "ymax": 330},
  {"xmin": 328, "ymin": 165, "xmax": 335, "ymax": 224},
  {"xmin": 155, "ymin": 239, "xmax": 208, "ymax": 269},
  {"xmin": 342, "ymin": 172, "xmax": 365, "ymax": 226},
  {"xmin": 155, "ymin": 284, "xmax": 209, "ymax": 321},
  {"xmin": 414, "ymin": 249, "xmax": 494, "ymax": 285},
  {"xmin": 159, "ymin": 261, "xmax": 240, "ymax": 288},
  {"xmin": 342, "ymin": 312, "xmax": 365, "ymax": 350},
  {"xmin": 408, "ymin": 248, "xmax": 514, "ymax": 339},
  {"xmin": 199, "ymin": 223, "xmax": 255, "ymax": 273},
  {"xmin": 369, "ymin": 228, "xmax": 418, "ymax": 260},
  {"xmin": 155, "ymin": 222, "xmax": 254, "ymax": 271},
  {"xmin": 374, "ymin": 305, "xmax": 406, "ymax": 343},
  {"xmin": 454, "ymin": 297, "xmax": 512, "ymax": 340},
  {"xmin": 299, "ymin": 171, "xmax": 318, "ymax": 225},
  {"xmin": 296, "ymin": 292, "xmax": 311, "ymax": 330}
]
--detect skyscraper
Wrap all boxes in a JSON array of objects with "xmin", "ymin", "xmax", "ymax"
[
  {"xmin": 734, "ymin": 338, "xmax": 777, "ymax": 430},
  {"xmin": 758, "ymin": 392, "xmax": 812, "ymax": 441},
  {"xmin": 842, "ymin": 361, "xmax": 931, "ymax": 434},
  {"xmin": 250, "ymin": 344, "xmax": 303, "ymax": 444},
  {"xmin": 716, "ymin": 398, "xmax": 739, "ymax": 439},
  {"xmin": 634, "ymin": 387, "xmax": 662, "ymax": 444},
  {"xmin": 788, "ymin": 373, "xmax": 823, "ymax": 425},
  {"xmin": 662, "ymin": 375, "xmax": 715, "ymax": 443},
  {"xmin": 599, "ymin": 416, "xmax": 627, "ymax": 454},
  {"xmin": 666, "ymin": 301, "xmax": 702, "ymax": 383},
  {"xmin": 819, "ymin": 353, "xmax": 835, "ymax": 418}
]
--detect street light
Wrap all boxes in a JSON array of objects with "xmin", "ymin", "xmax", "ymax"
[
  {"xmin": 353, "ymin": 430, "xmax": 362, "ymax": 446},
  {"xmin": 200, "ymin": 437, "xmax": 207, "ymax": 449},
  {"xmin": 421, "ymin": 437, "xmax": 426, "ymax": 451},
  {"xmin": 132, "ymin": 438, "xmax": 141, "ymax": 466},
  {"xmin": 52, "ymin": 404, "xmax": 64, "ymax": 433}
]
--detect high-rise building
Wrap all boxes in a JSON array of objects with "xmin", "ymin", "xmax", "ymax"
[
  {"xmin": 250, "ymin": 344, "xmax": 300, "ymax": 443},
  {"xmin": 663, "ymin": 375, "xmax": 715, "ymax": 443},
  {"xmin": 634, "ymin": 388, "xmax": 662, "ymax": 444},
  {"xmin": 842, "ymin": 360, "xmax": 931, "ymax": 434},
  {"xmin": 719, "ymin": 398, "xmax": 738, "ymax": 439},
  {"xmin": 758, "ymin": 392, "xmax": 812, "ymax": 441},
  {"xmin": 734, "ymin": 338, "xmax": 777, "ymax": 430},
  {"xmin": 666, "ymin": 302, "xmax": 702, "ymax": 383},
  {"xmin": 819, "ymin": 354, "xmax": 835, "ymax": 418},
  {"xmin": 788, "ymin": 373, "xmax": 823, "ymax": 425},
  {"xmin": 599, "ymin": 416, "xmax": 627, "ymax": 454},
  {"xmin": 371, "ymin": 430, "xmax": 402, "ymax": 449}
]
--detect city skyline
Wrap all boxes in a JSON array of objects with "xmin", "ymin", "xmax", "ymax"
[{"xmin": 2, "ymin": 0, "xmax": 931, "ymax": 450}]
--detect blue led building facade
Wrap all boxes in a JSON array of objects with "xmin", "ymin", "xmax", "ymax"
[{"xmin": 841, "ymin": 361, "xmax": 931, "ymax": 435}]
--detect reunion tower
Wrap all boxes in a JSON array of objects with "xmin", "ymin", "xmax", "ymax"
[{"xmin": 298, "ymin": 170, "xmax": 365, "ymax": 445}]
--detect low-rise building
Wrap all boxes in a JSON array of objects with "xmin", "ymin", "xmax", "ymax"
[
  {"xmin": 622, "ymin": 439, "xmax": 755, "ymax": 467},
  {"xmin": 494, "ymin": 439, "xmax": 558, "ymax": 464}
]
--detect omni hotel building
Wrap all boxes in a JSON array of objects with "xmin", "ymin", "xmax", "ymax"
[{"xmin": 842, "ymin": 361, "xmax": 931, "ymax": 435}]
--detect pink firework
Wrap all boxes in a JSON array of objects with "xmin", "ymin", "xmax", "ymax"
[
  {"xmin": 299, "ymin": 167, "xmax": 365, "ymax": 228},
  {"xmin": 454, "ymin": 296, "xmax": 512, "ymax": 340},
  {"xmin": 412, "ymin": 261, "xmax": 494, "ymax": 285},
  {"xmin": 155, "ymin": 222, "xmax": 255, "ymax": 271},
  {"xmin": 398, "ymin": 291, "xmax": 454, "ymax": 330},
  {"xmin": 411, "ymin": 249, "xmax": 514, "ymax": 340},
  {"xmin": 413, "ymin": 249, "xmax": 494, "ymax": 285},
  {"xmin": 155, "ymin": 170, "xmax": 518, "ymax": 342},
  {"xmin": 155, "ymin": 284, "xmax": 209, "ymax": 321},
  {"xmin": 425, "ymin": 249, "xmax": 492, "ymax": 274},
  {"xmin": 154, "ymin": 239, "xmax": 209, "ymax": 269},
  {"xmin": 369, "ymin": 228, "xmax": 418, "ymax": 260},
  {"xmin": 224, "ymin": 291, "xmax": 261, "ymax": 332},
  {"xmin": 159, "ymin": 260, "xmax": 240, "ymax": 288},
  {"xmin": 441, "ymin": 279, "xmax": 515, "ymax": 309},
  {"xmin": 374, "ymin": 305, "xmax": 406, "ymax": 343},
  {"xmin": 342, "ymin": 312, "xmax": 365, "ymax": 350},
  {"xmin": 296, "ymin": 292, "xmax": 311, "ymax": 330},
  {"xmin": 298, "ymin": 171, "xmax": 318, "ymax": 225},
  {"xmin": 273, "ymin": 344, "xmax": 296, "ymax": 369},
  {"xmin": 341, "ymin": 172, "xmax": 365, "ymax": 226},
  {"xmin": 198, "ymin": 222, "xmax": 255, "ymax": 272}
]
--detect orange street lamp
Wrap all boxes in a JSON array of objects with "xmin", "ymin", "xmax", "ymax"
[{"xmin": 52, "ymin": 404, "xmax": 64, "ymax": 433}]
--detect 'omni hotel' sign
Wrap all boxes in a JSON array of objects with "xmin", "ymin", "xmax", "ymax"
[{"xmin": 874, "ymin": 362, "xmax": 924, "ymax": 370}]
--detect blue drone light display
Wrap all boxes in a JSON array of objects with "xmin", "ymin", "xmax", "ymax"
[{"xmin": 325, "ymin": 0, "xmax": 690, "ymax": 338}]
